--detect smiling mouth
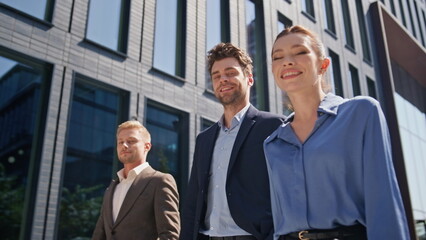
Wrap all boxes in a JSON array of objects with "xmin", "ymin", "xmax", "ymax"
[
  {"xmin": 220, "ymin": 86, "xmax": 233, "ymax": 92},
  {"xmin": 281, "ymin": 71, "xmax": 302, "ymax": 79}
]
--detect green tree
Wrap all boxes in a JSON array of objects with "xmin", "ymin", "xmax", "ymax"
[{"xmin": 58, "ymin": 185, "xmax": 103, "ymax": 240}]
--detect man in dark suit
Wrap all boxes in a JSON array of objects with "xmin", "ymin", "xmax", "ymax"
[
  {"xmin": 92, "ymin": 120, "xmax": 180, "ymax": 240},
  {"xmin": 181, "ymin": 43, "xmax": 284, "ymax": 240}
]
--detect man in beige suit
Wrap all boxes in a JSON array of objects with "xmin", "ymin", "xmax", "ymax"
[{"xmin": 92, "ymin": 120, "xmax": 180, "ymax": 240}]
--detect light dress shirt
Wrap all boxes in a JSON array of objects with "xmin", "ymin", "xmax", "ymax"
[
  {"xmin": 112, "ymin": 162, "xmax": 150, "ymax": 222},
  {"xmin": 264, "ymin": 93, "xmax": 409, "ymax": 240},
  {"xmin": 201, "ymin": 104, "xmax": 251, "ymax": 237}
]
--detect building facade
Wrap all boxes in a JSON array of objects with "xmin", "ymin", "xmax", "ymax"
[{"xmin": 0, "ymin": 0, "xmax": 425, "ymax": 239}]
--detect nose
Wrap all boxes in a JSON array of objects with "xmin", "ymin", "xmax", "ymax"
[
  {"xmin": 220, "ymin": 75, "xmax": 229, "ymax": 83},
  {"xmin": 279, "ymin": 55, "xmax": 294, "ymax": 67},
  {"xmin": 123, "ymin": 142, "xmax": 129, "ymax": 148}
]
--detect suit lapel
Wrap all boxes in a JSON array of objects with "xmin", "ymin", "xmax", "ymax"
[
  {"xmin": 198, "ymin": 124, "xmax": 220, "ymax": 182},
  {"xmin": 105, "ymin": 179, "xmax": 119, "ymax": 229},
  {"xmin": 227, "ymin": 106, "xmax": 257, "ymax": 177},
  {"xmin": 113, "ymin": 166, "xmax": 156, "ymax": 227}
]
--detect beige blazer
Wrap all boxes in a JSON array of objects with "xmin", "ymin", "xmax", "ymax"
[{"xmin": 92, "ymin": 166, "xmax": 180, "ymax": 240}]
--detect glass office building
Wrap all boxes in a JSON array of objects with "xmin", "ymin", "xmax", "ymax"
[{"xmin": 0, "ymin": 0, "xmax": 425, "ymax": 239}]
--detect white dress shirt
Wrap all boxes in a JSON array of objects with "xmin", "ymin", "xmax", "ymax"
[{"xmin": 112, "ymin": 162, "xmax": 150, "ymax": 222}]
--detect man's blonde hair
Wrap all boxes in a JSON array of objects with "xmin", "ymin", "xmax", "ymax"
[{"xmin": 117, "ymin": 120, "xmax": 151, "ymax": 142}]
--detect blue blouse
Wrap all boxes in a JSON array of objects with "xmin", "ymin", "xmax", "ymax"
[{"xmin": 264, "ymin": 93, "xmax": 409, "ymax": 240}]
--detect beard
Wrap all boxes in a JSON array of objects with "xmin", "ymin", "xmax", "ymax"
[
  {"xmin": 118, "ymin": 153, "xmax": 138, "ymax": 165},
  {"xmin": 215, "ymin": 86, "xmax": 247, "ymax": 106}
]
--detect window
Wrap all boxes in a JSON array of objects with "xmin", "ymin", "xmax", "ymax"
[
  {"xmin": 367, "ymin": 77, "xmax": 377, "ymax": 99},
  {"xmin": 302, "ymin": 0, "xmax": 315, "ymax": 21},
  {"xmin": 0, "ymin": 0, "xmax": 53, "ymax": 21},
  {"xmin": 153, "ymin": 0, "xmax": 186, "ymax": 78},
  {"xmin": 206, "ymin": 0, "xmax": 230, "ymax": 90},
  {"xmin": 58, "ymin": 76, "xmax": 129, "ymax": 239},
  {"xmin": 341, "ymin": 0, "xmax": 355, "ymax": 51},
  {"xmin": 201, "ymin": 118, "xmax": 215, "ymax": 131},
  {"xmin": 323, "ymin": 0, "xmax": 336, "ymax": 35},
  {"xmin": 348, "ymin": 64, "xmax": 361, "ymax": 96},
  {"xmin": 398, "ymin": 0, "xmax": 407, "ymax": 27},
  {"xmin": 277, "ymin": 12, "xmax": 293, "ymax": 32},
  {"xmin": 355, "ymin": 1, "xmax": 372, "ymax": 63},
  {"xmin": 413, "ymin": 1, "xmax": 425, "ymax": 47},
  {"xmin": 389, "ymin": 0, "xmax": 396, "ymax": 16},
  {"xmin": 206, "ymin": 0, "xmax": 230, "ymax": 51},
  {"xmin": 246, "ymin": 0, "xmax": 269, "ymax": 110},
  {"xmin": 0, "ymin": 47, "xmax": 52, "ymax": 240},
  {"xmin": 406, "ymin": 0, "xmax": 417, "ymax": 38},
  {"xmin": 146, "ymin": 101, "xmax": 189, "ymax": 196},
  {"xmin": 85, "ymin": 0, "xmax": 130, "ymax": 52},
  {"xmin": 328, "ymin": 49, "xmax": 344, "ymax": 97}
]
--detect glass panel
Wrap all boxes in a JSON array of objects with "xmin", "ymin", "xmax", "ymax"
[
  {"xmin": 355, "ymin": 1, "xmax": 372, "ymax": 63},
  {"xmin": 153, "ymin": 0, "xmax": 178, "ymax": 76},
  {"xmin": 302, "ymin": 0, "xmax": 315, "ymax": 18},
  {"xmin": 413, "ymin": 1, "xmax": 425, "ymax": 47},
  {"xmin": 405, "ymin": 0, "xmax": 417, "ymax": 38},
  {"xmin": 348, "ymin": 64, "xmax": 360, "ymax": 96},
  {"xmin": 146, "ymin": 103, "xmax": 188, "ymax": 194},
  {"xmin": 340, "ymin": 0, "xmax": 355, "ymax": 50},
  {"xmin": 277, "ymin": 13, "xmax": 292, "ymax": 32},
  {"xmin": 206, "ymin": 0, "xmax": 230, "ymax": 90},
  {"xmin": 398, "ymin": 0, "xmax": 407, "ymax": 27},
  {"xmin": 206, "ymin": 0, "xmax": 222, "ymax": 51},
  {"xmin": 146, "ymin": 106, "xmax": 180, "ymax": 177},
  {"xmin": 367, "ymin": 77, "xmax": 377, "ymax": 99},
  {"xmin": 246, "ymin": 0, "xmax": 269, "ymax": 110},
  {"xmin": 0, "ymin": 53, "xmax": 50, "ymax": 240},
  {"xmin": 323, "ymin": 0, "xmax": 336, "ymax": 33},
  {"xmin": 328, "ymin": 49, "xmax": 343, "ymax": 97},
  {"xmin": 201, "ymin": 118, "xmax": 215, "ymax": 131},
  {"xmin": 0, "ymin": 0, "xmax": 47, "ymax": 20},
  {"xmin": 58, "ymin": 78, "xmax": 128, "ymax": 239},
  {"xmin": 86, "ymin": 0, "xmax": 127, "ymax": 51},
  {"xmin": 394, "ymin": 93, "xmax": 426, "ymax": 228}
]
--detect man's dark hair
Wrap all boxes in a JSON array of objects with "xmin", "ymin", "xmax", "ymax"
[{"xmin": 207, "ymin": 43, "xmax": 253, "ymax": 76}]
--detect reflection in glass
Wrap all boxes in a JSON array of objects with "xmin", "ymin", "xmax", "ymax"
[
  {"xmin": 341, "ymin": 0, "xmax": 355, "ymax": 50},
  {"xmin": 153, "ymin": 0, "xmax": 185, "ymax": 77},
  {"xmin": 146, "ymin": 106, "xmax": 180, "ymax": 177},
  {"xmin": 146, "ymin": 103, "xmax": 188, "ymax": 194},
  {"xmin": 0, "ymin": 0, "xmax": 47, "ymax": 20},
  {"xmin": 0, "ymin": 54, "xmax": 49, "ymax": 239},
  {"xmin": 206, "ymin": 0, "xmax": 230, "ymax": 90},
  {"xmin": 86, "ymin": 0, "xmax": 129, "ymax": 52},
  {"xmin": 246, "ymin": 0, "xmax": 268, "ymax": 110},
  {"xmin": 206, "ymin": 0, "xmax": 222, "ymax": 52},
  {"xmin": 58, "ymin": 78, "xmax": 128, "ymax": 239},
  {"xmin": 394, "ymin": 93, "xmax": 426, "ymax": 227},
  {"xmin": 323, "ymin": 0, "xmax": 336, "ymax": 34}
]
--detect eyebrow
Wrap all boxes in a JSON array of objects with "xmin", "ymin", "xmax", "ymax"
[
  {"xmin": 272, "ymin": 44, "xmax": 306, "ymax": 54},
  {"xmin": 211, "ymin": 67, "xmax": 239, "ymax": 75}
]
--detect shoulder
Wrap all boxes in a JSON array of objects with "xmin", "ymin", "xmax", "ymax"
[
  {"xmin": 342, "ymin": 96, "xmax": 382, "ymax": 112},
  {"xmin": 247, "ymin": 105, "xmax": 285, "ymax": 122}
]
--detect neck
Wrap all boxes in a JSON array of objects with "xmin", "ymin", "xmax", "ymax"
[
  {"xmin": 289, "ymin": 90, "xmax": 326, "ymax": 121},
  {"xmin": 122, "ymin": 161, "xmax": 144, "ymax": 178},
  {"xmin": 222, "ymin": 101, "xmax": 248, "ymax": 129}
]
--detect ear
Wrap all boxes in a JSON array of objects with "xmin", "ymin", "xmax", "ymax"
[
  {"xmin": 247, "ymin": 73, "xmax": 254, "ymax": 86},
  {"xmin": 319, "ymin": 58, "xmax": 331, "ymax": 74},
  {"xmin": 145, "ymin": 142, "xmax": 152, "ymax": 152}
]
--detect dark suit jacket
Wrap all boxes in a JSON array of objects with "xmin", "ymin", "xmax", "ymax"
[
  {"xmin": 92, "ymin": 166, "xmax": 180, "ymax": 240},
  {"xmin": 180, "ymin": 105, "xmax": 284, "ymax": 240}
]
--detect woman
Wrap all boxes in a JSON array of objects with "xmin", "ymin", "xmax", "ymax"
[{"xmin": 264, "ymin": 25, "xmax": 410, "ymax": 240}]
